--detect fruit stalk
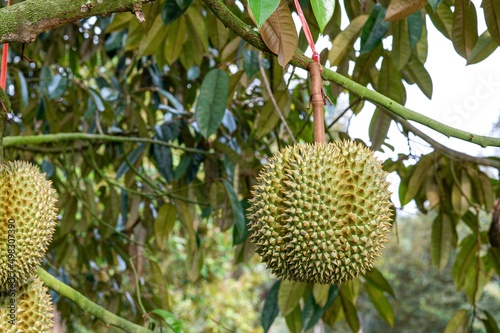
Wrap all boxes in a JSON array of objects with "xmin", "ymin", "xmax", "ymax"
[{"xmin": 308, "ymin": 62, "xmax": 326, "ymax": 144}]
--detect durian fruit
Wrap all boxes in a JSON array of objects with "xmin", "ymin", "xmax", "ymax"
[
  {"xmin": 0, "ymin": 161, "xmax": 57, "ymax": 289},
  {"xmin": 247, "ymin": 141, "xmax": 392, "ymax": 284},
  {"xmin": 0, "ymin": 276, "xmax": 54, "ymax": 332}
]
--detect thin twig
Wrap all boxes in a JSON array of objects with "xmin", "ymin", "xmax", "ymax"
[
  {"xmin": 327, "ymin": 97, "xmax": 362, "ymax": 129},
  {"xmin": 258, "ymin": 51, "xmax": 296, "ymax": 143}
]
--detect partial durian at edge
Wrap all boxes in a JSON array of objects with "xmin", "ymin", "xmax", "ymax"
[
  {"xmin": 0, "ymin": 161, "xmax": 57, "ymax": 289},
  {"xmin": 247, "ymin": 141, "xmax": 393, "ymax": 284},
  {"xmin": 0, "ymin": 276, "xmax": 54, "ymax": 332}
]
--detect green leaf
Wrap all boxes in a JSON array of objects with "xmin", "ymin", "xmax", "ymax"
[
  {"xmin": 431, "ymin": 214, "xmax": 453, "ymax": 270},
  {"xmin": 482, "ymin": 310, "xmax": 500, "ymax": 333},
  {"xmin": 364, "ymin": 282, "xmax": 395, "ymax": 327},
  {"xmin": 369, "ymin": 109, "xmax": 391, "ymax": 151},
  {"xmin": 285, "ymin": 304, "xmax": 303, "ymax": 333},
  {"xmin": 364, "ymin": 267, "xmax": 396, "ymax": 298},
  {"xmin": 195, "ymin": 69, "xmax": 229, "ymax": 138},
  {"xmin": 452, "ymin": 235, "xmax": 478, "ymax": 288},
  {"xmin": 329, "ymin": 15, "xmax": 368, "ymax": 66},
  {"xmin": 427, "ymin": 4, "xmax": 453, "ymax": 39},
  {"xmin": 223, "ymin": 180, "xmax": 248, "ymax": 245},
  {"xmin": 311, "ymin": 0, "xmax": 335, "ymax": 33},
  {"xmin": 407, "ymin": 11, "xmax": 423, "ymax": 48},
  {"xmin": 154, "ymin": 203, "xmax": 177, "ymax": 250},
  {"xmin": 248, "ymin": 0, "xmax": 280, "ymax": 29},
  {"xmin": 404, "ymin": 56, "xmax": 433, "ymax": 99},
  {"xmin": 428, "ymin": 0, "xmax": 442, "ymax": 12},
  {"xmin": 467, "ymin": 31, "xmax": 498, "ymax": 65},
  {"xmin": 254, "ymin": 90, "xmax": 289, "ymax": 138},
  {"xmin": 451, "ymin": 170, "xmax": 472, "ymax": 217},
  {"xmin": 339, "ymin": 286, "xmax": 359, "ymax": 332},
  {"xmin": 360, "ymin": 4, "xmax": 390, "ymax": 53},
  {"xmin": 278, "ymin": 280, "xmax": 307, "ymax": 316},
  {"xmin": 262, "ymin": 280, "xmax": 281, "ymax": 333},
  {"xmin": 482, "ymin": 0, "xmax": 500, "ymax": 45},
  {"xmin": 403, "ymin": 153, "xmax": 434, "ymax": 205},
  {"xmin": 161, "ymin": 0, "xmax": 192, "ymax": 25},
  {"xmin": 312, "ymin": 283, "xmax": 330, "ymax": 307},
  {"xmin": 392, "ymin": 18, "xmax": 412, "ymax": 70},
  {"xmin": 444, "ymin": 309, "xmax": 468, "ymax": 333},
  {"xmin": 301, "ymin": 292, "xmax": 324, "ymax": 330},
  {"xmin": 151, "ymin": 309, "xmax": 183, "ymax": 333},
  {"xmin": 164, "ymin": 16, "xmax": 187, "ymax": 64},
  {"xmin": 138, "ymin": 14, "xmax": 167, "ymax": 57},
  {"xmin": 487, "ymin": 248, "xmax": 500, "ymax": 276},
  {"xmin": 452, "ymin": 0, "xmax": 478, "ymax": 60}
]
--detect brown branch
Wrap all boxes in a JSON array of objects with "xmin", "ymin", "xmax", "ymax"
[
  {"xmin": 309, "ymin": 62, "xmax": 326, "ymax": 144},
  {"xmin": 0, "ymin": 0, "xmax": 152, "ymax": 44}
]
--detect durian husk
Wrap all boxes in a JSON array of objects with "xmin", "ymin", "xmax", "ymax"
[
  {"xmin": 247, "ymin": 141, "xmax": 393, "ymax": 284},
  {"xmin": 0, "ymin": 161, "xmax": 57, "ymax": 289},
  {"xmin": 0, "ymin": 276, "xmax": 54, "ymax": 332}
]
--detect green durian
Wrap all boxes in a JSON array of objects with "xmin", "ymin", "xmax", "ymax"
[
  {"xmin": 247, "ymin": 141, "xmax": 393, "ymax": 284},
  {"xmin": 0, "ymin": 161, "xmax": 57, "ymax": 289}
]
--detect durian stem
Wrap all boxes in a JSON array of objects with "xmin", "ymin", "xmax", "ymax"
[
  {"xmin": 37, "ymin": 267, "xmax": 154, "ymax": 333},
  {"xmin": 308, "ymin": 62, "xmax": 326, "ymax": 144},
  {"xmin": 0, "ymin": 87, "xmax": 11, "ymax": 164}
]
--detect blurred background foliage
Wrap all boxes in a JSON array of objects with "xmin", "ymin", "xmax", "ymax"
[{"xmin": 1, "ymin": 0, "xmax": 499, "ymax": 331}]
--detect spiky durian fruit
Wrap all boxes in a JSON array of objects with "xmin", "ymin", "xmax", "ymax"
[
  {"xmin": 247, "ymin": 141, "xmax": 392, "ymax": 284},
  {"xmin": 0, "ymin": 276, "xmax": 54, "ymax": 332},
  {"xmin": 0, "ymin": 161, "xmax": 57, "ymax": 289}
]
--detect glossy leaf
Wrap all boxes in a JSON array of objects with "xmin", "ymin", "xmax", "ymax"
[
  {"xmin": 154, "ymin": 203, "xmax": 177, "ymax": 250},
  {"xmin": 482, "ymin": 310, "xmax": 500, "ymax": 333},
  {"xmin": 138, "ymin": 15, "xmax": 167, "ymax": 57},
  {"xmin": 385, "ymin": 0, "xmax": 427, "ymax": 21},
  {"xmin": 164, "ymin": 16, "xmax": 187, "ymax": 64},
  {"xmin": 311, "ymin": 0, "xmax": 335, "ymax": 33},
  {"xmin": 427, "ymin": 4, "xmax": 453, "ymax": 39},
  {"xmin": 339, "ymin": 286, "xmax": 359, "ymax": 332},
  {"xmin": 407, "ymin": 11, "xmax": 423, "ymax": 47},
  {"xmin": 364, "ymin": 282, "xmax": 395, "ymax": 327},
  {"xmin": 162, "ymin": 0, "xmax": 192, "ymax": 25},
  {"xmin": 262, "ymin": 280, "xmax": 281, "ymax": 333},
  {"xmin": 451, "ymin": 170, "xmax": 472, "ymax": 217},
  {"xmin": 278, "ymin": 280, "xmax": 306, "ymax": 316},
  {"xmin": 467, "ymin": 31, "xmax": 498, "ymax": 65},
  {"xmin": 452, "ymin": 0, "xmax": 478, "ymax": 60},
  {"xmin": 428, "ymin": 0, "xmax": 442, "ymax": 12},
  {"xmin": 360, "ymin": 4, "xmax": 390, "ymax": 53},
  {"xmin": 364, "ymin": 267, "xmax": 396, "ymax": 298},
  {"xmin": 285, "ymin": 304, "xmax": 303, "ymax": 333},
  {"xmin": 392, "ymin": 18, "xmax": 412, "ymax": 70},
  {"xmin": 404, "ymin": 56, "xmax": 433, "ymax": 99},
  {"xmin": 431, "ymin": 214, "xmax": 453, "ymax": 270},
  {"xmin": 312, "ymin": 283, "xmax": 330, "ymax": 307},
  {"xmin": 151, "ymin": 309, "xmax": 183, "ymax": 333},
  {"xmin": 258, "ymin": 0, "xmax": 298, "ymax": 67},
  {"xmin": 444, "ymin": 309, "xmax": 468, "ymax": 333},
  {"xmin": 301, "ymin": 292, "xmax": 323, "ymax": 330},
  {"xmin": 329, "ymin": 15, "xmax": 368, "ymax": 66},
  {"xmin": 482, "ymin": 0, "xmax": 500, "ymax": 45},
  {"xmin": 223, "ymin": 180, "xmax": 248, "ymax": 245},
  {"xmin": 452, "ymin": 235, "xmax": 478, "ymax": 288},
  {"xmin": 248, "ymin": 0, "xmax": 280, "ymax": 29},
  {"xmin": 195, "ymin": 69, "xmax": 229, "ymax": 138}
]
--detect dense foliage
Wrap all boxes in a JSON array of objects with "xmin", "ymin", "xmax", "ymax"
[{"xmin": 0, "ymin": 0, "xmax": 499, "ymax": 331}]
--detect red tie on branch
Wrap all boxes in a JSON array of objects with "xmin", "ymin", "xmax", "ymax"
[
  {"xmin": 0, "ymin": 0, "xmax": 11, "ymax": 90},
  {"xmin": 293, "ymin": 0, "xmax": 320, "ymax": 63}
]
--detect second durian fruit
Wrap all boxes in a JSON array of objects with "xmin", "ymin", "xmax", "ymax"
[
  {"xmin": 0, "ymin": 161, "xmax": 57, "ymax": 289},
  {"xmin": 0, "ymin": 277, "xmax": 54, "ymax": 332},
  {"xmin": 247, "ymin": 141, "xmax": 392, "ymax": 284}
]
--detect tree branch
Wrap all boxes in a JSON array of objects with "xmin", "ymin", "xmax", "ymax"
[
  {"xmin": 385, "ymin": 112, "xmax": 500, "ymax": 169},
  {"xmin": 37, "ymin": 267, "xmax": 154, "ymax": 333},
  {"xmin": 2, "ymin": 133, "xmax": 212, "ymax": 155},
  {"xmin": 201, "ymin": 0, "xmax": 500, "ymax": 148},
  {"xmin": 0, "ymin": 0, "xmax": 152, "ymax": 44}
]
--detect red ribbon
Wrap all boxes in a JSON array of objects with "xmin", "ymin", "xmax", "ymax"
[{"xmin": 1, "ymin": 0, "xmax": 11, "ymax": 90}]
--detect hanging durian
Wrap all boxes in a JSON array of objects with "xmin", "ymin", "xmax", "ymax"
[
  {"xmin": 247, "ymin": 141, "xmax": 393, "ymax": 284},
  {"xmin": 0, "ymin": 161, "xmax": 57, "ymax": 289}
]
